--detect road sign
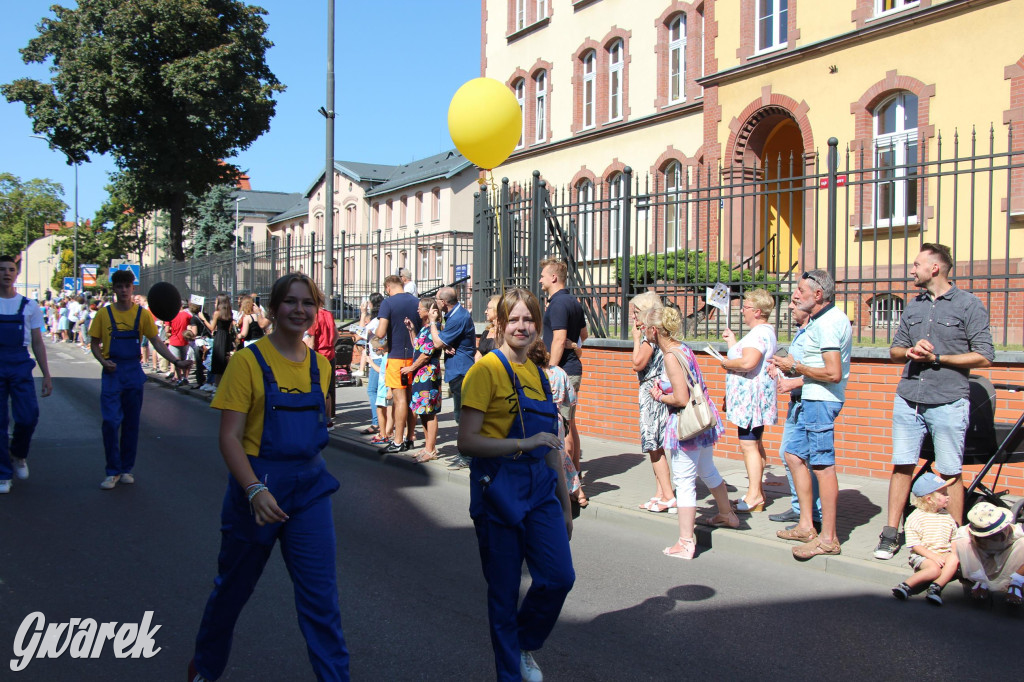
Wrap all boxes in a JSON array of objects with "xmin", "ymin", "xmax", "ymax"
[
  {"xmin": 62, "ymin": 277, "xmax": 82, "ymax": 292},
  {"xmin": 112, "ymin": 263, "xmax": 140, "ymax": 285},
  {"xmin": 81, "ymin": 264, "xmax": 98, "ymax": 287},
  {"xmin": 454, "ymin": 264, "xmax": 469, "ymax": 280}
]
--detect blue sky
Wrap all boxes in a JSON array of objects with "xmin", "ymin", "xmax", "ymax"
[{"xmin": 1, "ymin": 1, "xmax": 481, "ymax": 221}]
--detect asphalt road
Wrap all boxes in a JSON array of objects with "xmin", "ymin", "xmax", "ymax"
[{"xmin": 0, "ymin": 341, "xmax": 1019, "ymax": 681}]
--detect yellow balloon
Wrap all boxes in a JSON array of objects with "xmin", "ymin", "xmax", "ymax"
[{"xmin": 448, "ymin": 78, "xmax": 522, "ymax": 170}]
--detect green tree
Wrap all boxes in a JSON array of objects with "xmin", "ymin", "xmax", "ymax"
[
  {"xmin": 190, "ymin": 185, "xmax": 236, "ymax": 257},
  {"xmin": 3, "ymin": 0, "xmax": 284, "ymax": 262},
  {"xmin": 0, "ymin": 172, "xmax": 67, "ymax": 257}
]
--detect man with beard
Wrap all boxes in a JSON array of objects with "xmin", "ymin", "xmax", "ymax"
[{"xmin": 874, "ymin": 243, "xmax": 993, "ymax": 560}]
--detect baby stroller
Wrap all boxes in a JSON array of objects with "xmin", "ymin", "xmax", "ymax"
[
  {"xmin": 334, "ymin": 334, "xmax": 360, "ymax": 387},
  {"xmin": 916, "ymin": 375, "xmax": 1024, "ymax": 523}
]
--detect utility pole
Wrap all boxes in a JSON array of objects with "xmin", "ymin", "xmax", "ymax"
[{"xmin": 320, "ymin": 0, "xmax": 337, "ymax": 314}]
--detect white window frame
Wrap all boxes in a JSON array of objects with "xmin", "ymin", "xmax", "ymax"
[
  {"xmin": 668, "ymin": 15, "xmax": 686, "ymax": 105},
  {"xmin": 873, "ymin": 92, "xmax": 919, "ymax": 227},
  {"xmin": 664, "ymin": 161, "xmax": 683, "ymax": 249},
  {"xmin": 582, "ymin": 51, "xmax": 596, "ymax": 130},
  {"xmin": 515, "ymin": 0, "xmax": 526, "ymax": 31},
  {"xmin": 419, "ymin": 248, "xmax": 429, "ymax": 279},
  {"xmin": 535, "ymin": 71, "xmax": 547, "ymax": 143},
  {"xmin": 607, "ymin": 173, "xmax": 625, "ymax": 258},
  {"xmin": 874, "ymin": 0, "xmax": 919, "ymax": 18},
  {"xmin": 536, "ymin": 0, "xmax": 547, "ymax": 21},
  {"xmin": 576, "ymin": 179, "xmax": 595, "ymax": 260},
  {"xmin": 514, "ymin": 79, "xmax": 525, "ymax": 149},
  {"xmin": 755, "ymin": 0, "xmax": 788, "ymax": 55},
  {"xmin": 435, "ymin": 247, "xmax": 444, "ymax": 280},
  {"xmin": 608, "ymin": 40, "xmax": 623, "ymax": 122}
]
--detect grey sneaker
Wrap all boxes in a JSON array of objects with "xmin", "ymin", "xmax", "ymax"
[
  {"xmin": 873, "ymin": 526, "xmax": 900, "ymax": 560},
  {"xmin": 0, "ymin": 479, "xmax": 11, "ymax": 494},
  {"xmin": 12, "ymin": 457, "xmax": 28, "ymax": 480},
  {"xmin": 100, "ymin": 475, "xmax": 120, "ymax": 490},
  {"xmin": 447, "ymin": 455, "xmax": 470, "ymax": 471},
  {"xmin": 120, "ymin": 473, "xmax": 135, "ymax": 485},
  {"xmin": 520, "ymin": 650, "xmax": 542, "ymax": 682},
  {"xmin": 892, "ymin": 582, "xmax": 911, "ymax": 600},
  {"xmin": 925, "ymin": 582, "xmax": 944, "ymax": 606}
]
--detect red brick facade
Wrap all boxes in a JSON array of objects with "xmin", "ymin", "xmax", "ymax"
[
  {"xmin": 569, "ymin": 28, "xmax": 633, "ymax": 134},
  {"xmin": 652, "ymin": 2, "xmax": 705, "ymax": 110},
  {"xmin": 576, "ymin": 343, "xmax": 1024, "ymax": 497}
]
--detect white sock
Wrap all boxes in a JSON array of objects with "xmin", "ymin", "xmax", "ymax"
[{"xmin": 1010, "ymin": 573, "xmax": 1024, "ymax": 589}]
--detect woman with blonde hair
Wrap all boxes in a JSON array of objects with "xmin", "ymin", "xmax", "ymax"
[
  {"xmin": 720, "ymin": 288, "xmax": 778, "ymax": 512},
  {"xmin": 646, "ymin": 305, "xmax": 737, "ymax": 560},
  {"xmin": 236, "ymin": 295, "xmax": 267, "ymax": 348},
  {"xmin": 630, "ymin": 291, "xmax": 674, "ymax": 513}
]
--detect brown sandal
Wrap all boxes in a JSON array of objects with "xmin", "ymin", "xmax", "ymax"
[
  {"xmin": 777, "ymin": 526, "xmax": 818, "ymax": 543},
  {"xmin": 792, "ymin": 537, "xmax": 841, "ymax": 561}
]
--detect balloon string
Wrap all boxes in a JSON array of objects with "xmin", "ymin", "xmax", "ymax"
[{"xmin": 488, "ymin": 170, "xmax": 504, "ymax": 304}]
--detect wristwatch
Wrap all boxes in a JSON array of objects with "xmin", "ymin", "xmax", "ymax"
[{"xmin": 932, "ymin": 354, "xmax": 941, "ymax": 369}]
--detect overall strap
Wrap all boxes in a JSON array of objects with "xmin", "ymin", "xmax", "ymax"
[
  {"xmin": 248, "ymin": 344, "xmax": 279, "ymax": 393},
  {"xmin": 107, "ymin": 305, "xmax": 117, "ymax": 327},
  {"xmin": 307, "ymin": 348, "xmax": 321, "ymax": 392},
  {"xmin": 16, "ymin": 296, "xmax": 28, "ymax": 316},
  {"xmin": 492, "ymin": 349, "xmax": 552, "ymax": 401},
  {"xmin": 132, "ymin": 305, "xmax": 142, "ymax": 331}
]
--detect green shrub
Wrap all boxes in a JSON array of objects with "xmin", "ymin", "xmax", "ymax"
[{"xmin": 616, "ymin": 251, "xmax": 779, "ymax": 293}]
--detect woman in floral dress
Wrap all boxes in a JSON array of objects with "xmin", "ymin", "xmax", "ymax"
[
  {"xmin": 402, "ymin": 297, "xmax": 443, "ymax": 462},
  {"xmin": 720, "ymin": 288, "xmax": 778, "ymax": 513}
]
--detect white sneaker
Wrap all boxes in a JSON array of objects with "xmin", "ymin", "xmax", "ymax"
[
  {"xmin": 100, "ymin": 475, "xmax": 120, "ymax": 490},
  {"xmin": 0, "ymin": 479, "xmax": 11, "ymax": 494},
  {"xmin": 12, "ymin": 457, "xmax": 28, "ymax": 480},
  {"xmin": 520, "ymin": 650, "xmax": 543, "ymax": 682},
  {"xmin": 120, "ymin": 473, "xmax": 135, "ymax": 485}
]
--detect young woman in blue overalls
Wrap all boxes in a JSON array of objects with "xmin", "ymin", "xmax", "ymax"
[
  {"xmin": 458, "ymin": 288, "xmax": 575, "ymax": 682},
  {"xmin": 190, "ymin": 273, "xmax": 349, "ymax": 682}
]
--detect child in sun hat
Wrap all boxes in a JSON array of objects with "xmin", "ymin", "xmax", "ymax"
[
  {"xmin": 891, "ymin": 473, "xmax": 960, "ymax": 605},
  {"xmin": 953, "ymin": 501, "xmax": 1024, "ymax": 606}
]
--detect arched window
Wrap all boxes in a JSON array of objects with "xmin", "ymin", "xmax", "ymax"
[
  {"xmin": 514, "ymin": 79, "xmax": 526, "ymax": 149},
  {"xmin": 605, "ymin": 302, "xmax": 622, "ymax": 328},
  {"xmin": 871, "ymin": 293, "xmax": 904, "ymax": 326},
  {"xmin": 582, "ymin": 51, "xmax": 596, "ymax": 130},
  {"xmin": 664, "ymin": 161, "xmax": 683, "ymax": 249},
  {"xmin": 371, "ymin": 202, "xmax": 379, "ymax": 230},
  {"xmin": 345, "ymin": 204, "xmax": 356, "ymax": 232},
  {"xmin": 435, "ymin": 247, "xmax": 444, "ymax": 280},
  {"xmin": 431, "ymin": 187, "xmax": 441, "ymax": 221},
  {"xmin": 535, "ymin": 70, "xmax": 547, "ymax": 143},
  {"xmin": 874, "ymin": 91, "xmax": 919, "ymax": 225},
  {"xmin": 419, "ymin": 248, "xmax": 429, "ymax": 279},
  {"xmin": 608, "ymin": 40, "xmax": 623, "ymax": 121},
  {"xmin": 668, "ymin": 15, "xmax": 686, "ymax": 104},
  {"xmin": 607, "ymin": 173, "xmax": 625, "ymax": 257},
  {"xmin": 414, "ymin": 191, "xmax": 423, "ymax": 224},
  {"xmin": 575, "ymin": 179, "xmax": 595, "ymax": 260},
  {"xmin": 399, "ymin": 196, "xmax": 407, "ymax": 227}
]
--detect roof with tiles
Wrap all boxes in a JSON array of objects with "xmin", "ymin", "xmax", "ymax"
[
  {"xmin": 266, "ymin": 196, "xmax": 310, "ymax": 225},
  {"xmin": 230, "ymin": 189, "xmax": 305, "ymax": 215},
  {"xmin": 365, "ymin": 149, "xmax": 471, "ymax": 197}
]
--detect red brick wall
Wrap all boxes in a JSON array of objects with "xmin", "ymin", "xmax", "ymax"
[{"xmin": 576, "ymin": 343, "xmax": 1024, "ymax": 496}]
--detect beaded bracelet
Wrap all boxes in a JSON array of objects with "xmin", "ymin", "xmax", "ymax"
[{"xmin": 247, "ymin": 484, "xmax": 268, "ymax": 503}]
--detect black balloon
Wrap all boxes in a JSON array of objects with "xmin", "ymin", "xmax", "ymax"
[{"xmin": 147, "ymin": 281, "xmax": 182, "ymax": 322}]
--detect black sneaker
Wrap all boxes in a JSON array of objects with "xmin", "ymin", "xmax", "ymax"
[
  {"xmin": 769, "ymin": 509, "xmax": 801, "ymax": 523},
  {"xmin": 401, "ymin": 440, "xmax": 415, "ymax": 452},
  {"xmin": 382, "ymin": 441, "xmax": 403, "ymax": 453},
  {"xmin": 892, "ymin": 582, "xmax": 911, "ymax": 601},
  {"xmin": 874, "ymin": 526, "xmax": 900, "ymax": 560},
  {"xmin": 925, "ymin": 582, "xmax": 944, "ymax": 606}
]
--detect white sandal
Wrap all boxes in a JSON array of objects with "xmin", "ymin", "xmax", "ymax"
[{"xmin": 639, "ymin": 497, "xmax": 660, "ymax": 510}]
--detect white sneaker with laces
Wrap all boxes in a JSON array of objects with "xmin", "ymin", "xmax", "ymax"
[
  {"xmin": 0, "ymin": 479, "xmax": 11, "ymax": 494},
  {"xmin": 100, "ymin": 475, "xmax": 120, "ymax": 490},
  {"xmin": 12, "ymin": 457, "xmax": 28, "ymax": 480},
  {"xmin": 120, "ymin": 473, "xmax": 135, "ymax": 485},
  {"xmin": 520, "ymin": 650, "xmax": 543, "ymax": 682}
]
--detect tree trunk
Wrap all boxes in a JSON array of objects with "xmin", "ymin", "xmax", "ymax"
[{"xmin": 169, "ymin": 192, "xmax": 186, "ymax": 261}]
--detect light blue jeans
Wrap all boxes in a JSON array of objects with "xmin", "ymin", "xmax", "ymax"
[
  {"xmin": 366, "ymin": 365, "xmax": 380, "ymax": 427},
  {"xmin": 891, "ymin": 395, "xmax": 969, "ymax": 475}
]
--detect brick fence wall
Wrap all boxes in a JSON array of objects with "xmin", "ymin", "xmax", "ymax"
[{"xmin": 577, "ymin": 342, "xmax": 1024, "ymax": 497}]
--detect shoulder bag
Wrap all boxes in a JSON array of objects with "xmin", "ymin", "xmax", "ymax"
[{"xmin": 669, "ymin": 348, "xmax": 715, "ymax": 441}]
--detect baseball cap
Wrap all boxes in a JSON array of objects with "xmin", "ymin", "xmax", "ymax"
[{"xmin": 911, "ymin": 473, "xmax": 953, "ymax": 498}]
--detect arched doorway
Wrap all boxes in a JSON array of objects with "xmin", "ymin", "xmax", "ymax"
[{"xmin": 726, "ymin": 104, "xmax": 811, "ymax": 275}]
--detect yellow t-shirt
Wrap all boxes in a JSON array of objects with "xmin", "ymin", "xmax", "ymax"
[
  {"xmin": 88, "ymin": 304, "xmax": 159, "ymax": 359},
  {"xmin": 211, "ymin": 337, "xmax": 332, "ymax": 457},
  {"xmin": 461, "ymin": 351, "xmax": 548, "ymax": 440}
]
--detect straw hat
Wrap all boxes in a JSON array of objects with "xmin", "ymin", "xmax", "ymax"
[{"xmin": 966, "ymin": 502, "xmax": 1014, "ymax": 538}]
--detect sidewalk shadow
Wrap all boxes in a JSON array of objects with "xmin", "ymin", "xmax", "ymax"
[
  {"xmin": 579, "ymin": 452, "xmax": 647, "ymax": 497},
  {"xmin": 836, "ymin": 489, "xmax": 883, "ymax": 544}
]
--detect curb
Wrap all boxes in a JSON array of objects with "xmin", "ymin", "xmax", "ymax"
[{"xmin": 150, "ymin": 373, "xmax": 908, "ymax": 589}]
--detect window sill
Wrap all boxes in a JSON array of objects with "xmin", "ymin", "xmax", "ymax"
[
  {"xmin": 572, "ymin": 0, "xmax": 601, "ymax": 9},
  {"xmin": 866, "ymin": 4, "xmax": 920, "ymax": 24},
  {"xmin": 752, "ymin": 43, "xmax": 788, "ymax": 59},
  {"xmin": 855, "ymin": 220, "xmax": 921, "ymax": 237},
  {"xmin": 506, "ymin": 16, "xmax": 550, "ymax": 42}
]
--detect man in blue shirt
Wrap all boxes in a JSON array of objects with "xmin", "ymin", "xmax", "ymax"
[
  {"xmin": 375, "ymin": 275, "xmax": 421, "ymax": 453},
  {"xmin": 429, "ymin": 287, "xmax": 477, "ymax": 470}
]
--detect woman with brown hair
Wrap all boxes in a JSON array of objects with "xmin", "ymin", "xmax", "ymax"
[
  {"xmin": 199, "ymin": 295, "xmax": 234, "ymax": 392},
  {"xmin": 236, "ymin": 295, "xmax": 267, "ymax": 348}
]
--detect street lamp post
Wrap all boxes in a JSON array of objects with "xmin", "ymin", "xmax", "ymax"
[
  {"xmin": 30, "ymin": 136, "xmax": 79, "ymax": 292},
  {"xmin": 233, "ymin": 196, "xmax": 246, "ymax": 301}
]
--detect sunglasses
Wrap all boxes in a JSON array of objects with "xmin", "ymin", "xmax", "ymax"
[{"xmin": 802, "ymin": 271, "xmax": 824, "ymax": 288}]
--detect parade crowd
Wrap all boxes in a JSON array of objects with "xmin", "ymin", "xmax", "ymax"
[{"xmin": 0, "ymin": 244, "xmax": 1022, "ymax": 682}]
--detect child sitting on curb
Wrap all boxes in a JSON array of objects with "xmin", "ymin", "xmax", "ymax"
[{"xmin": 891, "ymin": 474, "xmax": 959, "ymax": 605}]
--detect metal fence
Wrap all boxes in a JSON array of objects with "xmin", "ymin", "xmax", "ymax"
[
  {"xmin": 140, "ymin": 230, "xmax": 475, "ymax": 322},
  {"xmin": 472, "ymin": 125, "xmax": 1024, "ymax": 346}
]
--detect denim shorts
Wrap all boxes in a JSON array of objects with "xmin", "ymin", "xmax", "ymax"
[
  {"xmin": 891, "ymin": 395, "xmax": 969, "ymax": 475},
  {"xmin": 781, "ymin": 399, "xmax": 843, "ymax": 467}
]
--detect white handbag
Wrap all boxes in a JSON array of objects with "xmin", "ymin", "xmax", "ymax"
[{"xmin": 669, "ymin": 348, "xmax": 715, "ymax": 441}]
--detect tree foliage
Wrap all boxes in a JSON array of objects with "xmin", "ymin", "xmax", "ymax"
[
  {"xmin": 189, "ymin": 185, "xmax": 237, "ymax": 257},
  {"xmin": 0, "ymin": 172, "xmax": 67, "ymax": 257},
  {"xmin": 3, "ymin": 0, "xmax": 284, "ymax": 261},
  {"xmin": 616, "ymin": 251, "xmax": 779, "ymax": 293}
]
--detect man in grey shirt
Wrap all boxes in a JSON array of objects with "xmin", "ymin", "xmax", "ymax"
[{"xmin": 874, "ymin": 243, "xmax": 994, "ymax": 561}]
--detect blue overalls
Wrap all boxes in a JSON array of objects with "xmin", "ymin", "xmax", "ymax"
[
  {"xmin": 194, "ymin": 344, "xmax": 349, "ymax": 682},
  {"xmin": 469, "ymin": 351, "xmax": 575, "ymax": 682},
  {"xmin": 100, "ymin": 305, "xmax": 147, "ymax": 476},
  {"xmin": 0, "ymin": 296, "xmax": 39, "ymax": 480}
]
